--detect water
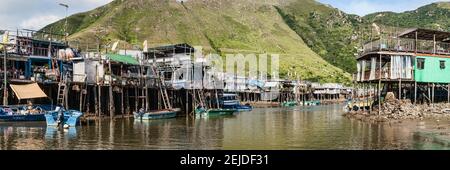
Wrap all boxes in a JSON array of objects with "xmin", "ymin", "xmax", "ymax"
[{"xmin": 0, "ymin": 104, "xmax": 448, "ymax": 150}]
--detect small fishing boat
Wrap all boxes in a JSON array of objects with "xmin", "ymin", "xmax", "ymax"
[
  {"xmin": 304, "ymin": 100, "xmax": 321, "ymax": 106},
  {"xmin": 0, "ymin": 83, "xmax": 58, "ymax": 122},
  {"xmin": 195, "ymin": 107, "xmax": 237, "ymax": 116},
  {"xmin": 134, "ymin": 108, "xmax": 181, "ymax": 120},
  {"xmin": 220, "ymin": 93, "xmax": 253, "ymax": 112},
  {"xmin": 0, "ymin": 106, "xmax": 45, "ymax": 122},
  {"xmin": 45, "ymin": 107, "xmax": 83, "ymax": 127},
  {"xmin": 282, "ymin": 101, "xmax": 298, "ymax": 107}
]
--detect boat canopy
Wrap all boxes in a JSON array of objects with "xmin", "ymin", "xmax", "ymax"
[{"xmin": 9, "ymin": 83, "xmax": 48, "ymax": 100}]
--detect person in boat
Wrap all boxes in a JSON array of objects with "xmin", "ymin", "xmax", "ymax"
[
  {"xmin": 138, "ymin": 108, "xmax": 145, "ymax": 117},
  {"xmin": 57, "ymin": 107, "xmax": 64, "ymax": 127},
  {"xmin": 26, "ymin": 100, "xmax": 37, "ymax": 114}
]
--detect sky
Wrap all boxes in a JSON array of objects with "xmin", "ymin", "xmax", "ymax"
[
  {"xmin": 318, "ymin": 0, "xmax": 449, "ymax": 16},
  {"xmin": 0, "ymin": 0, "xmax": 448, "ymax": 31},
  {"xmin": 0, "ymin": 0, "xmax": 113, "ymax": 30}
]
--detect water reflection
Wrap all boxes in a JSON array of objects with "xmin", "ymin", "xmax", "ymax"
[{"xmin": 0, "ymin": 104, "xmax": 448, "ymax": 150}]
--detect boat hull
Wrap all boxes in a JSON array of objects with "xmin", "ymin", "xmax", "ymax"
[
  {"xmin": 134, "ymin": 109, "xmax": 180, "ymax": 120},
  {"xmin": 223, "ymin": 104, "xmax": 253, "ymax": 112},
  {"xmin": 282, "ymin": 101, "xmax": 298, "ymax": 107},
  {"xmin": 0, "ymin": 114, "xmax": 46, "ymax": 122},
  {"xmin": 0, "ymin": 105, "xmax": 56, "ymax": 122},
  {"xmin": 45, "ymin": 110, "xmax": 83, "ymax": 127},
  {"xmin": 196, "ymin": 108, "xmax": 237, "ymax": 117}
]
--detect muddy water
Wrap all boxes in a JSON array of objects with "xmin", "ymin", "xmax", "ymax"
[{"xmin": 0, "ymin": 104, "xmax": 448, "ymax": 150}]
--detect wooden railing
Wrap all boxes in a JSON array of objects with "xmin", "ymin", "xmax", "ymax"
[
  {"xmin": 361, "ymin": 38, "xmax": 450, "ymax": 56},
  {"xmin": 359, "ymin": 68, "xmax": 415, "ymax": 81}
]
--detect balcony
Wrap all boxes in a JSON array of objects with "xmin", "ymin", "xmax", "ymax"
[
  {"xmin": 357, "ymin": 69, "xmax": 413, "ymax": 82},
  {"xmin": 361, "ymin": 38, "xmax": 450, "ymax": 57}
]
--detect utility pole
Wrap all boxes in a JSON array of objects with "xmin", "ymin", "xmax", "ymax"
[
  {"xmin": 59, "ymin": 3, "xmax": 69, "ymax": 43},
  {"xmin": 3, "ymin": 44, "xmax": 8, "ymax": 105}
]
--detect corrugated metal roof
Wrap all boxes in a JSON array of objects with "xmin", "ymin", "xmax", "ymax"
[{"xmin": 107, "ymin": 53, "xmax": 139, "ymax": 65}]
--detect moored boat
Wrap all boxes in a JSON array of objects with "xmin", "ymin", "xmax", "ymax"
[
  {"xmin": 282, "ymin": 101, "xmax": 298, "ymax": 107},
  {"xmin": 134, "ymin": 108, "xmax": 181, "ymax": 120},
  {"xmin": 0, "ymin": 105, "xmax": 57, "ymax": 122},
  {"xmin": 45, "ymin": 108, "xmax": 84, "ymax": 127},
  {"xmin": 195, "ymin": 107, "xmax": 237, "ymax": 117},
  {"xmin": 0, "ymin": 83, "xmax": 58, "ymax": 122},
  {"xmin": 220, "ymin": 93, "xmax": 253, "ymax": 112}
]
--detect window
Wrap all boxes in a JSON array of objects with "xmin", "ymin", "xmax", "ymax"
[
  {"xmin": 440, "ymin": 60, "xmax": 446, "ymax": 70},
  {"xmin": 417, "ymin": 58, "xmax": 425, "ymax": 70}
]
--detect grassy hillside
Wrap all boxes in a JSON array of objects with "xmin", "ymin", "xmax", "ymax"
[
  {"xmin": 41, "ymin": 0, "xmax": 352, "ymax": 83},
  {"xmin": 364, "ymin": 2, "xmax": 450, "ymax": 32},
  {"xmin": 274, "ymin": 0, "xmax": 364, "ymax": 74}
]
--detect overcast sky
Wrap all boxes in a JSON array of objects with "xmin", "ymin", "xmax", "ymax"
[
  {"xmin": 0, "ymin": 0, "xmax": 448, "ymax": 31},
  {"xmin": 318, "ymin": 0, "xmax": 449, "ymax": 16}
]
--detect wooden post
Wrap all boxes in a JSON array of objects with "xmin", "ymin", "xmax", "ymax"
[
  {"xmin": 427, "ymin": 84, "xmax": 431, "ymax": 105},
  {"xmin": 414, "ymin": 81, "xmax": 417, "ymax": 104},
  {"xmin": 121, "ymin": 87, "xmax": 124, "ymax": 117},
  {"xmin": 135, "ymin": 87, "xmax": 138, "ymax": 112},
  {"xmin": 378, "ymin": 54, "xmax": 382, "ymax": 115},
  {"xmin": 432, "ymin": 83, "xmax": 435, "ymax": 105},
  {"xmin": 186, "ymin": 89, "xmax": 189, "ymax": 115},
  {"xmin": 94, "ymin": 85, "xmax": 98, "ymax": 117},
  {"xmin": 448, "ymin": 84, "xmax": 450, "ymax": 103},
  {"xmin": 126, "ymin": 87, "xmax": 130, "ymax": 115},
  {"xmin": 399, "ymin": 79, "xmax": 402, "ymax": 100},
  {"xmin": 3, "ymin": 45, "xmax": 8, "ymax": 105},
  {"xmin": 98, "ymin": 85, "xmax": 102, "ymax": 117},
  {"xmin": 79, "ymin": 85, "xmax": 83, "ymax": 111},
  {"xmin": 108, "ymin": 61, "xmax": 115, "ymax": 118}
]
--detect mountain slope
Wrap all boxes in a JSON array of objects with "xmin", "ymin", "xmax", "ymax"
[
  {"xmin": 364, "ymin": 2, "xmax": 450, "ymax": 32},
  {"xmin": 274, "ymin": 0, "xmax": 364, "ymax": 74},
  {"xmin": 41, "ymin": 0, "xmax": 352, "ymax": 83}
]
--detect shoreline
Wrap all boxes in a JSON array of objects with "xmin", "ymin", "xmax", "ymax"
[{"xmin": 344, "ymin": 98, "xmax": 450, "ymax": 123}]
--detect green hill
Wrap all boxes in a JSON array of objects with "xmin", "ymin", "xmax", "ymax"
[
  {"xmin": 363, "ymin": 2, "xmax": 450, "ymax": 32},
  {"xmin": 40, "ymin": 0, "xmax": 352, "ymax": 83}
]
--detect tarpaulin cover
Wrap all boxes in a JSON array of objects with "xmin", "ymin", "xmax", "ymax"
[{"xmin": 10, "ymin": 83, "xmax": 47, "ymax": 100}]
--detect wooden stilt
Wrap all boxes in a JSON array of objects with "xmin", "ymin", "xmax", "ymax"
[
  {"xmin": 98, "ymin": 85, "xmax": 102, "ymax": 117},
  {"xmin": 94, "ymin": 85, "xmax": 99, "ymax": 117},
  {"xmin": 448, "ymin": 84, "xmax": 450, "ymax": 103},
  {"xmin": 121, "ymin": 87, "xmax": 124, "ymax": 117},
  {"xmin": 414, "ymin": 81, "xmax": 417, "ymax": 104},
  {"xmin": 108, "ymin": 60, "xmax": 114, "ymax": 118},
  {"xmin": 432, "ymin": 83, "xmax": 435, "ymax": 105}
]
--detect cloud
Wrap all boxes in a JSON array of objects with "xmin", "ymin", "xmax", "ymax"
[
  {"xmin": 0, "ymin": 0, "xmax": 113, "ymax": 30},
  {"xmin": 20, "ymin": 15, "xmax": 61, "ymax": 30}
]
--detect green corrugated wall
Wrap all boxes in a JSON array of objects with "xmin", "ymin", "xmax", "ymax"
[{"xmin": 414, "ymin": 56, "xmax": 450, "ymax": 83}]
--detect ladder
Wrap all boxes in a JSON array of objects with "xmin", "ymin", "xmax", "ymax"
[
  {"xmin": 151, "ymin": 64, "xmax": 171, "ymax": 109},
  {"xmin": 196, "ymin": 90, "xmax": 206, "ymax": 108},
  {"xmin": 57, "ymin": 73, "xmax": 68, "ymax": 108}
]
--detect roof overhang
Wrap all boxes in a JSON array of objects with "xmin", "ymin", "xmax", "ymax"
[{"xmin": 399, "ymin": 28, "xmax": 450, "ymax": 42}]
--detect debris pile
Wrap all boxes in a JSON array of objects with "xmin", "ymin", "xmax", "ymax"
[{"xmin": 345, "ymin": 92, "xmax": 450, "ymax": 122}]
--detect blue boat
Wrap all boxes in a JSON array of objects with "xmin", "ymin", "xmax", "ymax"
[
  {"xmin": 1, "ymin": 83, "xmax": 57, "ymax": 122},
  {"xmin": 220, "ymin": 93, "xmax": 253, "ymax": 112},
  {"xmin": 134, "ymin": 108, "xmax": 181, "ymax": 120},
  {"xmin": 0, "ymin": 105, "xmax": 57, "ymax": 122},
  {"xmin": 45, "ymin": 107, "xmax": 83, "ymax": 127}
]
